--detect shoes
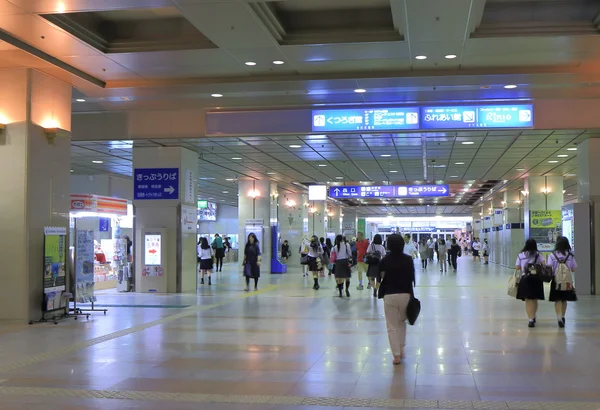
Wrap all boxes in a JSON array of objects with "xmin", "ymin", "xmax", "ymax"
[
  {"xmin": 208, "ymin": 277, "xmax": 211, "ymax": 286},
  {"xmin": 562, "ymin": 317, "xmax": 566, "ymax": 325},
  {"xmin": 244, "ymin": 287, "xmax": 249, "ymax": 292},
  {"xmin": 367, "ymin": 283, "xmax": 372, "ymax": 290},
  {"xmin": 373, "ymin": 288, "xmax": 377, "ymax": 298},
  {"xmin": 440, "ymin": 269, "xmax": 443, "ymax": 272},
  {"xmin": 346, "ymin": 289, "xmax": 351, "ymax": 297},
  {"xmin": 528, "ymin": 320, "xmax": 535, "ymax": 328},
  {"xmin": 533, "ymin": 317, "xmax": 537, "ymax": 324},
  {"xmin": 200, "ymin": 279, "xmax": 204, "ymax": 285},
  {"xmin": 558, "ymin": 320, "xmax": 565, "ymax": 328},
  {"xmin": 338, "ymin": 284, "xmax": 343, "ymax": 298},
  {"xmin": 357, "ymin": 284, "xmax": 364, "ymax": 290}
]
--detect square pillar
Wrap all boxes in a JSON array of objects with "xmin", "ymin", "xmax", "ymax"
[
  {"xmin": 279, "ymin": 191, "xmax": 307, "ymax": 261},
  {"xmin": 239, "ymin": 180, "xmax": 274, "ymax": 273},
  {"xmin": 524, "ymin": 176, "xmax": 563, "ymax": 254}
]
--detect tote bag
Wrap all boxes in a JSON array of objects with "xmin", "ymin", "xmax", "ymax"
[{"xmin": 507, "ymin": 270, "xmax": 520, "ymax": 298}]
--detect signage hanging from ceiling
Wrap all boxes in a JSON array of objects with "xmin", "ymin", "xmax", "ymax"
[
  {"xmin": 329, "ymin": 184, "xmax": 449, "ymax": 199},
  {"xmin": 312, "ymin": 107, "xmax": 420, "ymax": 132},
  {"xmin": 310, "ymin": 104, "xmax": 533, "ymax": 132},
  {"xmin": 308, "ymin": 185, "xmax": 327, "ymax": 201}
]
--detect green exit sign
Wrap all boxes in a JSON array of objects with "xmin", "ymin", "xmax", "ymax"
[{"xmin": 197, "ymin": 200, "xmax": 208, "ymax": 209}]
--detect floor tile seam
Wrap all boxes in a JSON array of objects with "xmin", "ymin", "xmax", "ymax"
[
  {"xmin": 0, "ymin": 386, "xmax": 597, "ymax": 408},
  {"xmin": 0, "ymin": 285, "xmax": 278, "ymax": 374}
]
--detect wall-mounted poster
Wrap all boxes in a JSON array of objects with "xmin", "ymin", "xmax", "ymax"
[
  {"xmin": 198, "ymin": 202, "xmax": 217, "ymax": 221},
  {"xmin": 181, "ymin": 205, "xmax": 197, "ymax": 233},
  {"xmin": 144, "ymin": 234, "xmax": 162, "ymax": 265},
  {"xmin": 530, "ymin": 210, "xmax": 562, "ymax": 253}
]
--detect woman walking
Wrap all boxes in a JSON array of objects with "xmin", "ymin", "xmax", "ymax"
[
  {"xmin": 243, "ymin": 233, "xmax": 261, "ymax": 292},
  {"xmin": 330, "ymin": 234, "xmax": 352, "ymax": 297},
  {"xmin": 515, "ymin": 239, "xmax": 546, "ymax": 328},
  {"xmin": 379, "ymin": 234, "xmax": 415, "ymax": 364},
  {"xmin": 307, "ymin": 235, "xmax": 324, "ymax": 289},
  {"xmin": 198, "ymin": 237, "xmax": 214, "ymax": 285},
  {"xmin": 418, "ymin": 239, "xmax": 429, "ymax": 269},
  {"xmin": 449, "ymin": 238, "xmax": 461, "ymax": 273},
  {"xmin": 325, "ymin": 238, "xmax": 334, "ymax": 275},
  {"xmin": 366, "ymin": 234, "xmax": 386, "ymax": 298},
  {"xmin": 438, "ymin": 239, "xmax": 448, "ymax": 273},
  {"xmin": 547, "ymin": 236, "xmax": 578, "ymax": 328}
]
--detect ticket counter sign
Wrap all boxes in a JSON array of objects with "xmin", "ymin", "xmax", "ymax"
[{"xmin": 144, "ymin": 234, "xmax": 162, "ymax": 265}]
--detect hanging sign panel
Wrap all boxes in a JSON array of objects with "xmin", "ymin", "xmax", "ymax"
[
  {"xmin": 421, "ymin": 104, "xmax": 533, "ymax": 129},
  {"xmin": 311, "ymin": 107, "xmax": 420, "ymax": 132},
  {"xmin": 329, "ymin": 185, "xmax": 449, "ymax": 199},
  {"xmin": 134, "ymin": 168, "xmax": 179, "ymax": 200}
]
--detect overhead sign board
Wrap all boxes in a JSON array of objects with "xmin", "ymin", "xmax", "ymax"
[
  {"xmin": 421, "ymin": 104, "xmax": 533, "ymax": 129},
  {"xmin": 329, "ymin": 185, "xmax": 449, "ymax": 199},
  {"xmin": 312, "ymin": 107, "xmax": 420, "ymax": 132},
  {"xmin": 134, "ymin": 168, "xmax": 179, "ymax": 200}
]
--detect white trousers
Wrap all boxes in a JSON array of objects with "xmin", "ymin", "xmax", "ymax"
[{"xmin": 384, "ymin": 293, "xmax": 411, "ymax": 356}]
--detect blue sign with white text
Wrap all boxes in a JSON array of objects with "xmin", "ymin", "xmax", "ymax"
[
  {"xmin": 98, "ymin": 218, "xmax": 110, "ymax": 232},
  {"xmin": 312, "ymin": 107, "xmax": 420, "ymax": 132},
  {"xmin": 329, "ymin": 185, "xmax": 449, "ymax": 199},
  {"xmin": 134, "ymin": 168, "xmax": 179, "ymax": 200},
  {"xmin": 421, "ymin": 104, "xmax": 533, "ymax": 129}
]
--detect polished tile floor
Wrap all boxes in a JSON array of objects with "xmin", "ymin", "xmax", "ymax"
[{"xmin": 1, "ymin": 258, "xmax": 600, "ymax": 409}]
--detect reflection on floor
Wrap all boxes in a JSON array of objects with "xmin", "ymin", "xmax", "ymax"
[{"xmin": 1, "ymin": 257, "xmax": 600, "ymax": 409}]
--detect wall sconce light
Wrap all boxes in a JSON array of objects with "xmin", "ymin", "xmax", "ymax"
[
  {"xmin": 501, "ymin": 201, "xmax": 506, "ymax": 206},
  {"xmin": 286, "ymin": 199, "xmax": 296, "ymax": 207},
  {"xmin": 43, "ymin": 127, "xmax": 69, "ymax": 145},
  {"xmin": 562, "ymin": 190, "xmax": 566, "ymax": 194},
  {"xmin": 309, "ymin": 206, "xmax": 316, "ymax": 213},
  {"xmin": 541, "ymin": 187, "xmax": 551, "ymax": 195},
  {"xmin": 271, "ymin": 192, "xmax": 279, "ymax": 200},
  {"xmin": 328, "ymin": 212, "xmax": 334, "ymax": 217},
  {"xmin": 520, "ymin": 190, "xmax": 529, "ymax": 197},
  {"xmin": 0, "ymin": 123, "xmax": 5, "ymax": 144},
  {"xmin": 515, "ymin": 200, "xmax": 522, "ymax": 205},
  {"xmin": 248, "ymin": 189, "xmax": 259, "ymax": 199}
]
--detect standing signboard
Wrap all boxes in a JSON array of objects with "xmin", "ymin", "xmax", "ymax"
[{"xmin": 43, "ymin": 227, "xmax": 67, "ymax": 311}]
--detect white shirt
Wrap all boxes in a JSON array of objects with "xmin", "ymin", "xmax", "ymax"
[
  {"xmin": 331, "ymin": 243, "xmax": 352, "ymax": 260},
  {"xmin": 473, "ymin": 242, "xmax": 481, "ymax": 251},
  {"xmin": 404, "ymin": 241, "xmax": 416, "ymax": 256},
  {"xmin": 198, "ymin": 246, "xmax": 213, "ymax": 260},
  {"xmin": 307, "ymin": 243, "xmax": 324, "ymax": 258},
  {"xmin": 368, "ymin": 243, "xmax": 386, "ymax": 256},
  {"xmin": 428, "ymin": 240, "xmax": 436, "ymax": 249}
]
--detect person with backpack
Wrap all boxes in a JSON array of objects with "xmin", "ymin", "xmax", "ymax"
[
  {"xmin": 547, "ymin": 236, "xmax": 578, "ymax": 328},
  {"xmin": 365, "ymin": 234, "xmax": 386, "ymax": 297},
  {"xmin": 515, "ymin": 239, "xmax": 546, "ymax": 328}
]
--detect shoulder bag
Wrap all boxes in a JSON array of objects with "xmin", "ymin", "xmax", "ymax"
[{"xmin": 406, "ymin": 297, "xmax": 421, "ymax": 326}]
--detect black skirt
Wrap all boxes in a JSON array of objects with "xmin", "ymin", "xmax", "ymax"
[
  {"xmin": 516, "ymin": 274, "xmax": 545, "ymax": 301},
  {"xmin": 548, "ymin": 280, "xmax": 578, "ymax": 302},
  {"xmin": 334, "ymin": 259, "xmax": 351, "ymax": 279},
  {"xmin": 199, "ymin": 258, "xmax": 213, "ymax": 270},
  {"xmin": 307, "ymin": 256, "xmax": 322, "ymax": 272},
  {"xmin": 215, "ymin": 248, "xmax": 225, "ymax": 258},
  {"xmin": 366, "ymin": 263, "xmax": 380, "ymax": 280}
]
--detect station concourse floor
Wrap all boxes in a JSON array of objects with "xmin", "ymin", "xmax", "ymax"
[{"xmin": 1, "ymin": 259, "xmax": 600, "ymax": 409}]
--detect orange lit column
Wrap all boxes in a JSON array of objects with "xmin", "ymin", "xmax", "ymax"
[
  {"xmin": 523, "ymin": 176, "xmax": 564, "ymax": 254},
  {"xmin": 0, "ymin": 69, "xmax": 72, "ymax": 321}
]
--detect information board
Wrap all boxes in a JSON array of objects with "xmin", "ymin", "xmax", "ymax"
[
  {"xmin": 144, "ymin": 234, "xmax": 162, "ymax": 265},
  {"xmin": 421, "ymin": 104, "xmax": 533, "ymax": 129},
  {"xmin": 134, "ymin": 168, "xmax": 179, "ymax": 200},
  {"xmin": 329, "ymin": 185, "xmax": 449, "ymax": 199},
  {"xmin": 312, "ymin": 107, "xmax": 420, "ymax": 132}
]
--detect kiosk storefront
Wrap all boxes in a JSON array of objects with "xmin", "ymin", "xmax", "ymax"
[{"xmin": 69, "ymin": 195, "xmax": 133, "ymax": 292}]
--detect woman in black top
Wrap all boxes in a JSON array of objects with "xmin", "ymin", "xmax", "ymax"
[
  {"xmin": 243, "ymin": 233, "xmax": 261, "ymax": 292},
  {"xmin": 448, "ymin": 238, "xmax": 461, "ymax": 273},
  {"xmin": 379, "ymin": 234, "xmax": 415, "ymax": 364},
  {"xmin": 281, "ymin": 240, "xmax": 290, "ymax": 262}
]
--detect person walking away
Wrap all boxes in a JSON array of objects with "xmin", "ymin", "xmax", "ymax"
[
  {"xmin": 482, "ymin": 239, "xmax": 489, "ymax": 265},
  {"xmin": 330, "ymin": 234, "xmax": 352, "ymax": 297},
  {"xmin": 379, "ymin": 234, "xmax": 415, "ymax": 364},
  {"xmin": 307, "ymin": 235, "xmax": 324, "ymax": 289},
  {"xmin": 403, "ymin": 235, "xmax": 417, "ymax": 259},
  {"xmin": 325, "ymin": 238, "xmax": 334, "ymax": 275},
  {"xmin": 366, "ymin": 234, "xmax": 386, "ymax": 297},
  {"xmin": 243, "ymin": 233, "xmax": 261, "ymax": 291},
  {"xmin": 281, "ymin": 240, "xmax": 290, "ymax": 262},
  {"xmin": 435, "ymin": 239, "xmax": 440, "ymax": 262},
  {"xmin": 350, "ymin": 237, "xmax": 358, "ymax": 268},
  {"xmin": 547, "ymin": 236, "xmax": 577, "ymax": 328},
  {"xmin": 515, "ymin": 239, "xmax": 545, "ymax": 328},
  {"xmin": 198, "ymin": 237, "xmax": 214, "ymax": 285},
  {"xmin": 449, "ymin": 239, "xmax": 461, "ymax": 273},
  {"xmin": 224, "ymin": 237, "xmax": 232, "ymax": 263},
  {"xmin": 427, "ymin": 238, "xmax": 435, "ymax": 261},
  {"xmin": 212, "ymin": 234, "xmax": 225, "ymax": 272},
  {"xmin": 472, "ymin": 238, "xmax": 481, "ymax": 263},
  {"xmin": 438, "ymin": 239, "xmax": 448, "ymax": 273},
  {"xmin": 320, "ymin": 237, "xmax": 330, "ymax": 276},
  {"xmin": 299, "ymin": 238, "xmax": 309, "ymax": 277},
  {"xmin": 355, "ymin": 232, "xmax": 370, "ymax": 290},
  {"xmin": 419, "ymin": 239, "xmax": 429, "ymax": 269}
]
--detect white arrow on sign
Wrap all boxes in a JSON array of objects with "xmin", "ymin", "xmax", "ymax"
[
  {"xmin": 164, "ymin": 186, "xmax": 175, "ymax": 195},
  {"xmin": 333, "ymin": 188, "xmax": 341, "ymax": 195},
  {"xmin": 327, "ymin": 117, "xmax": 333, "ymax": 124},
  {"xmin": 440, "ymin": 187, "xmax": 447, "ymax": 194}
]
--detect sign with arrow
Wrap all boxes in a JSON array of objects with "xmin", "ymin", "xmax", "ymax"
[
  {"xmin": 134, "ymin": 168, "xmax": 179, "ymax": 200},
  {"xmin": 329, "ymin": 184, "xmax": 450, "ymax": 199}
]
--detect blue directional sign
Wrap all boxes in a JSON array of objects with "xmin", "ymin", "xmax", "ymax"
[
  {"xmin": 312, "ymin": 107, "xmax": 420, "ymax": 132},
  {"xmin": 329, "ymin": 185, "xmax": 449, "ymax": 199},
  {"xmin": 98, "ymin": 217, "xmax": 110, "ymax": 232},
  {"xmin": 421, "ymin": 104, "xmax": 533, "ymax": 129},
  {"xmin": 134, "ymin": 168, "xmax": 179, "ymax": 200}
]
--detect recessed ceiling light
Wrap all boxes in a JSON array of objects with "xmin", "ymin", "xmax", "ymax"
[
  {"xmin": 516, "ymin": 168, "xmax": 525, "ymax": 171},
  {"xmin": 92, "ymin": 160, "xmax": 103, "ymax": 164},
  {"xmin": 208, "ymin": 197, "xmax": 214, "ymax": 200},
  {"xmin": 455, "ymin": 162, "xmax": 465, "ymax": 165},
  {"xmin": 380, "ymin": 154, "xmax": 392, "ymax": 157},
  {"xmin": 211, "ymin": 93, "xmax": 223, "ymax": 98},
  {"xmin": 389, "ymin": 170, "xmax": 398, "ymax": 173},
  {"xmin": 318, "ymin": 164, "xmax": 327, "ymax": 167},
  {"xmin": 557, "ymin": 154, "xmax": 568, "ymax": 158},
  {"xmin": 226, "ymin": 178, "xmax": 235, "ymax": 181},
  {"xmin": 548, "ymin": 160, "xmax": 559, "ymax": 163},
  {"xmin": 354, "ymin": 88, "xmax": 367, "ymax": 93},
  {"xmin": 231, "ymin": 157, "xmax": 242, "ymax": 160},
  {"xmin": 567, "ymin": 193, "xmax": 573, "ymax": 196},
  {"xmin": 462, "ymin": 141, "xmax": 475, "ymax": 145},
  {"xmin": 222, "ymin": 191, "xmax": 229, "ymax": 194},
  {"xmin": 504, "ymin": 84, "xmax": 517, "ymax": 89},
  {"xmin": 445, "ymin": 54, "xmax": 457, "ymax": 59},
  {"xmin": 450, "ymin": 175, "xmax": 459, "ymax": 178},
  {"xmin": 266, "ymin": 172, "xmax": 275, "ymax": 175},
  {"xmin": 220, "ymin": 199, "xmax": 225, "ymax": 202},
  {"xmin": 567, "ymin": 147, "xmax": 577, "ymax": 151},
  {"xmin": 70, "ymin": 169, "xmax": 74, "ymax": 172},
  {"xmin": 415, "ymin": 55, "xmax": 427, "ymax": 60},
  {"xmin": 272, "ymin": 60, "xmax": 284, "ymax": 65},
  {"xmin": 75, "ymin": 98, "xmax": 85, "ymax": 102},
  {"xmin": 336, "ymin": 176, "xmax": 344, "ymax": 179},
  {"xmin": 245, "ymin": 61, "xmax": 257, "ymax": 66},
  {"xmin": 289, "ymin": 144, "xmax": 301, "ymax": 148}
]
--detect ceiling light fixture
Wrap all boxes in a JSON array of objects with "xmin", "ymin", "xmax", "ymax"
[
  {"xmin": 354, "ymin": 88, "xmax": 367, "ymax": 93},
  {"xmin": 318, "ymin": 164, "xmax": 327, "ymax": 167},
  {"xmin": 462, "ymin": 141, "xmax": 475, "ymax": 145},
  {"xmin": 272, "ymin": 60, "xmax": 284, "ymax": 65},
  {"xmin": 266, "ymin": 172, "xmax": 275, "ymax": 175},
  {"xmin": 380, "ymin": 154, "xmax": 392, "ymax": 157},
  {"xmin": 389, "ymin": 170, "xmax": 398, "ymax": 173},
  {"xmin": 415, "ymin": 55, "xmax": 427, "ymax": 60},
  {"xmin": 504, "ymin": 84, "xmax": 517, "ymax": 89},
  {"xmin": 92, "ymin": 160, "xmax": 103, "ymax": 164},
  {"xmin": 211, "ymin": 93, "xmax": 223, "ymax": 98},
  {"xmin": 289, "ymin": 144, "xmax": 301, "ymax": 148},
  {"xmin": 516, "ymin": 168, "xmax": 525, "ymax": 171},
  {"xmin": 567, "ymin": 147, "xmax": 577, "ymax": 151},
  {"xmin": 245, "ymin": 61, "xmax": 257, "ymax": 66},
  {"xmin": 548, "ymin": 160, "xmax": 559, "ymax": 164},
  {"xmin": 226, "ymin": 178, "xmax": 235, "ymax": 181},
  {"xmin": 231, "ymin": 157, "xmax": 242, "ymax": 160},
  {"xmin": 557, "ymin": 154, "xmax": 568, "ymax": 158},
  {"xmin": 455, "ymin": 162, "xmax": 465, "ymax": 165},
  {"xmin": 444, "ymin": 54, "xmax": 457, "ymax": 59},
  {"xmin": 450, "ymin": 175, "xmax": 459, "ymax": 178},
  {"xmin": 222, "ymin": 191, "xmax": 229, "ymax": 194},
  {"xmin": 75, "ymin": 98, "xmax": 85, "ymax": 102},
  {"xmin": 336, "ymin": 176, "xmax": 344, "ymax": 179}
]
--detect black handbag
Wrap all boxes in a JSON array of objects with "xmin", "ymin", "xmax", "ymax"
[
  {"xmin": 364, "ymin": 245, "xmax": 382, "ymax": 265},
  {"xmin": 300, "ymin": 255, "xmax": 309, "ymax": 265},
  {"xmin": 377, "ymin": 279, "xmax": 386, "ymax": 299},
  {"xmin": 406, "ymin": 297, "xmax": 421, "ymax": 325}
]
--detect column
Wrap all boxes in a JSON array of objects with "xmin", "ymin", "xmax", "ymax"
[
  {"xmin": 502, "ymin": 190, "xmax": 525, "ymax": 267},
  {"xmin": 524, "ymin": 176, "xmax": 563, "ymax": 253},
  {"xmin": 0, "ymin": 69, "xmax": 72, "ymax": 321},
  {"xmin": 238, "ymin": 179, "xmax": 274, "ymax": 273},
  {"xmin": 489, "ymin": 196, "xmax": 504, "ymax": 264},
  {"xmin": 327, "ymin": 205, "xmax": 342, "ymax": 237},
  {"xmin": 342, "ymin": 209, "xmax": 358, "ymax": 239},
  {"xmin": 133, "ymin": 147, "xmax": 198, "ymax": 293},
  {"xmin": 472, "ymin": 206, "xmax": 482, "ymax": 238},
  {"xmin": 575, "ymin": 139, "xmax": 600, "ymax": 294},
  {"xmin": 280, "ymin": 191, "xmax": 306, "ymax": 261},
  {"xmin": 308, "ymin": 200, "xmax": 326, "ymax": 239}
]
